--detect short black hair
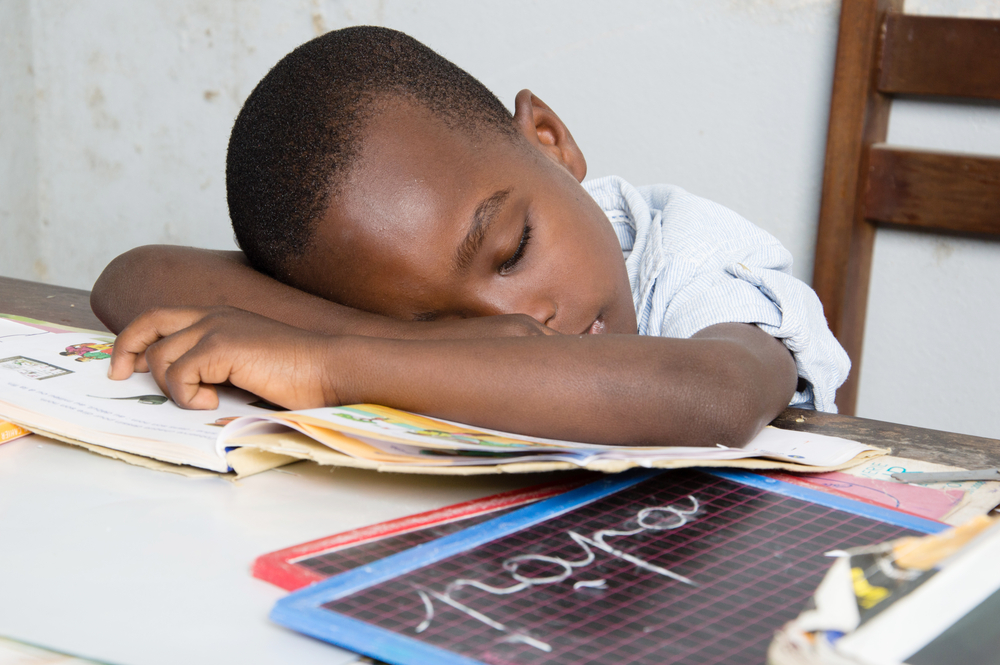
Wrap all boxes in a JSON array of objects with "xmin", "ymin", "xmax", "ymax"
[{"xmin": 226, "ymin": 26, "xmax": 517, "ymax": 281}]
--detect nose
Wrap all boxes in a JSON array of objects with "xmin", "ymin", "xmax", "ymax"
[
  {"xmin": 477, "ymin": 291, "xmax": 556, "ymax": 328},
  {"xmin": 524, "ymin": 298, "xmax": 556, "ymax": 328}
]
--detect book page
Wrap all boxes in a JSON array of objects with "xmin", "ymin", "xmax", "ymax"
[{"xmin": 0, "ymin": 318, "xmax": 279, "ymax": 471}]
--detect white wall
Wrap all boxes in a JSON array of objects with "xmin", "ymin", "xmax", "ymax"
[
  {"xmin": 2, "ymin": 0, "xmax": 840, "ymax": 286},
  {"xmin": 1, "ymin": 0, "xmax": 998, "ymax": 438},
  {"xmin": 0, "ymin": 0, "xmax": 39, "ymax": 281}
]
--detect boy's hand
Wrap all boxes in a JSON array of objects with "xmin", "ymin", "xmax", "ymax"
[{"xmin": 109, "ymin": 307, "xmax": 340, "ymax": 410}]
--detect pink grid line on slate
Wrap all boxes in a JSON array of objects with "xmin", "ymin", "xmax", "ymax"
[
  {"xmin": 559, "ymin": 482, "xmax": 824, "ymax": 663},
  {"xmin": 319, "ymin": 470, "xmax": 917, "ymax": 665},
  {"xmin": 518, "ymin": 479, "xmax": 871, "ymax": 664}
]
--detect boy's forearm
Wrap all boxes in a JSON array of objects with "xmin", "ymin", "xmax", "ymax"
[
  {"xmin": 333, "ymin": 323, "xmax": 797, "ymax": 448},
  {"xmin": 90, "ymin": 245, "xmax": 404, "ymax": 336},
  {"xmin": 110, "ymin": 308, "xmax": 796, "ymax": 447},
  {"xmin": 91, "ymin": 246, "xmax": 554, "ymax": 340}
]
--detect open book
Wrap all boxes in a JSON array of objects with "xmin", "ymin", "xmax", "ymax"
[{"xmin": 0, "ymin": 315, "xmax": 884, "ymax": 475}]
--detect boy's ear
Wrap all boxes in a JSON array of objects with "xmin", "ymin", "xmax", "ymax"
[{"xmin": 512, "ymin": 89, "xmax": 587, "ymax": 182}]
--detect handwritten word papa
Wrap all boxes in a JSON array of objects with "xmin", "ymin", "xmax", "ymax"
[{"xmin": 413, "ymin": 495, "xmax": 701, "ymax": 652}]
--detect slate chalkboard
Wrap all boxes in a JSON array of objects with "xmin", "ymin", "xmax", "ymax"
[{"xmin": 271, "ymin": 468, "xmax": 944, "ymax": 665}]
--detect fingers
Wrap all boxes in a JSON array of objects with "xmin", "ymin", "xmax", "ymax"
[
  {"xmin": 107, "ymin": 306, "xmax": 302, "ymax": 411},
  {"xmin": 105, "ymin": 305, "xmax": 334, "ymax": 411},
  {"xmin": 160, "ymin": 346, "xmax": 222, "ymax": 410},
  {"xmin": 109, "ymin": 307, "xmax": 232, "ymax": 409},
  {"xmin": 108, "ymin": 307, "xmax": 212, "ymax": 380},
  {"xmin": 141, "ymin": 322, "xmax": 223, "ymax": 409}
]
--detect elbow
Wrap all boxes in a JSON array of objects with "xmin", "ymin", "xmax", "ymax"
[
  {"xmin": 711, "ymin": 399, "xmax": 768, "ymax": 449},
  {"xmin": 91, "ymin": 245, "xmax": 167, "ymax": 333},
  {"xmin": 691, "ymin": 343, "xmax": 794, "ymax": 449},
  {"xmin": 90, "ymin": 255, "xmax": 126, "ymax": 333},
  {"xmin": 712, "ymin": 390, "xmax": 769, "ymax": 450},
  {"xmin": 700, "ymin": 378, "xmax": 767, "ymax": 449}
]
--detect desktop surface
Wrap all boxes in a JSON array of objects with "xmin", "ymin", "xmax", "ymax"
[{"xmin": 0, "ymin": 435, "xmax": 561, "ymax": 664}]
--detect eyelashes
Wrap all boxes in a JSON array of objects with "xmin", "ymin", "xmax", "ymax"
[{"xmin": 499, "ymin": 221, "xmax": 532, "ymax": 275}]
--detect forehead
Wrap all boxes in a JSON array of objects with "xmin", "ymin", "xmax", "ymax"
[{"xmin": 294, "ymin": 100, "xmax": 532, "ymax": 314}]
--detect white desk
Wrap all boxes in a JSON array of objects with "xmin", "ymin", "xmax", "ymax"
[{"xmin": 0, "ymin": 435, "xmax": 571, "ymax": 664}]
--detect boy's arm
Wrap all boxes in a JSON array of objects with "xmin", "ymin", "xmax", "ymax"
[
  {"xmin": 91, "ymin": 245, "xmax": 551, "ymax": 339},
  {"xmin": 109, "ymin": 307, "xmax": 797, "ymax": 448},
  {"xmin": 91, "ymin": 245, "xmax": 387, "ymax": 335}
]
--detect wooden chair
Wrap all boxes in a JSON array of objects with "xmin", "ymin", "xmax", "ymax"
[{"xmin": 813, "ymin": 0, "xmax": 1000, "ymax": 414}]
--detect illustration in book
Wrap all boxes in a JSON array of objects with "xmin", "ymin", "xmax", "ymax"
[
  {"xmin": 0, "ymin": 356, "xmax": 73, "ymax": 380},
  {"xmin": 59, "ymin": 342, "xmax": 114, "ymax": 362}
]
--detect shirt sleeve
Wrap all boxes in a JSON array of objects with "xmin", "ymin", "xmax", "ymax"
[{"xmin": 640, "ymin": 188, "xmax": 850, "ymax": 412}]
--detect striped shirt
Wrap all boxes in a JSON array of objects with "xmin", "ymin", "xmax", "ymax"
[{"xmin": 583, "ymin": 176, "xmax": 849, "ymax": 412}]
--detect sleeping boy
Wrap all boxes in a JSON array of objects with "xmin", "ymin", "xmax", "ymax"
[{"xmin": 93, "ymin": 26, "xmax": 849, "ymax": 448}]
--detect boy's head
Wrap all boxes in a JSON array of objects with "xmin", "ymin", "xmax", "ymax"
[
  {"xmin": 227, "ymin": 26, "xmax": 517, "ymax": 280},
  {"xmin": 227, "ymin": 26, "xmax": 637, "ymax": 335}
]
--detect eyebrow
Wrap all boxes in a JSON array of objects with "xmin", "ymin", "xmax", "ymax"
[{"xmin": 453, "ymin": 187, "xmax": 512, "ymax": 273}]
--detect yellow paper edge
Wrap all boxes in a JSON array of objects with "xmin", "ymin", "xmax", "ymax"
[
  {"xmin": 893, "ymin": 514, "xmax": 999, "ymax": 571},
  {"xmin": 0, "ymin": 419, "xmax": 31, "ymax": 444},
  {"xmin": 224, "ymin": 446, "xmax": 299, "ymax": 478}
]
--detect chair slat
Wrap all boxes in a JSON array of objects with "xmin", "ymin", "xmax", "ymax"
[
  {"xmin": 813, "ymin": 0, "xmax": 901, "ymax": 415},
  {"xmin": 879, "ymin": 14, "xmax": 1000, "ymax": 100},
  {"xmin": 864, "ymin": 145, "xmax": 1000, "ymax": 234}
]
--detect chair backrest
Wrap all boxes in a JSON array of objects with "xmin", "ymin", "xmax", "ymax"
[{"xmin": 813, "ymin": 0, "xmax": 1000, "ymax": 414}]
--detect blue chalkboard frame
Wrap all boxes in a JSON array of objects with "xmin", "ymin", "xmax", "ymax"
[{"xmin": 270, "ymin": 468, "xmax": 946, "ymax": 664}]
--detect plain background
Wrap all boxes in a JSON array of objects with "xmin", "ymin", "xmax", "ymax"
[{"xmin": 2, "ymin": 0, "xmax": 998, "ymax": 438}]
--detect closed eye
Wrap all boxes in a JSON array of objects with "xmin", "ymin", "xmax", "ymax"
[{"xmin": 499, "ymin": 222, "xmax": 532, "ymax": 275}]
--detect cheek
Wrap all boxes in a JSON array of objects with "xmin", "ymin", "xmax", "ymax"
[
  {"xmin": 534, "ymin": 242, "xmax": 604, "ymax": 310},
  {"xmin": 552, "ymin": 219, "xmax": 615, "ymax": 281}
]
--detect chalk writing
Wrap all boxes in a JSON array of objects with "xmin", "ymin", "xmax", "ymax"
[{"xmin": 413, "ymin": 495, "xmax": 701, "ymax": 651}]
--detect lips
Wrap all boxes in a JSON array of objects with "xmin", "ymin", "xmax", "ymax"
[{"xmin": 586, "ymin": 318, "xmax": 607, "ymax": 335}]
